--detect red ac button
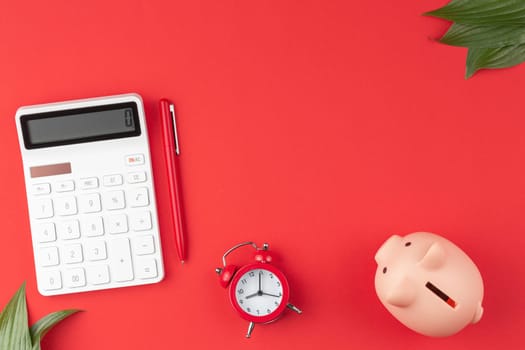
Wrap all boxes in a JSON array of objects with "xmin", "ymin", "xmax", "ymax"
[{"xmin": 125, "ymin": 154, "xmax": 145, "ymax": 166}]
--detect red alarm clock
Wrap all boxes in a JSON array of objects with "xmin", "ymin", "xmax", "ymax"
[{"xmin": 215, "ymin": 242, "xmax": 302, "ymax": 338}]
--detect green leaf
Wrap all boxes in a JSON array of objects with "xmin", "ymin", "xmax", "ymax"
[
  {"xmin": 441, "ymin": 23, "xmax": 525, "ymax": 47},
  {"xmin": 30, "ymin": 309, "xmax": 80, "ymax": 348},
  {"xmin": 466, "ymin": 44, "xmax": 525, "ymax": 78},
  {"xmin": 0, "ymin": 283, "xmax": 32, "ymax": 350},
  {"xmin": 424, "ymin": 0, "xmax": 525, "ymax": 25}
]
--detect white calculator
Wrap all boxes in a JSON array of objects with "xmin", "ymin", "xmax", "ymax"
[{"xmin": 15, "ymin": 93, "xmax": 165, "ymax": 296}]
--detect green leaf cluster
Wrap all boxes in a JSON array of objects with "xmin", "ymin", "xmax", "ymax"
[
  {"xmin": 424, "ymin": 0, "xmax": 525, "ymax": 78},
  {"xmin": 0, "ymin": 283, "xmax": 80, "ymax": 350}
]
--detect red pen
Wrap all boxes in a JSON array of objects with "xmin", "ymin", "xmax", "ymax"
[{"xmin": 160, "ymin": 99, "xmax": 186, "ymax": 263}]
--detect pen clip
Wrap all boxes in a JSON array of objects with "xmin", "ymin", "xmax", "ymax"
[{"xmin": 169, "ymin": 103, "xmax": 180, "ymax": 155}]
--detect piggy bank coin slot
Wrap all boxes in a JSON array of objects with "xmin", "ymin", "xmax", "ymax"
[{"xmin": 425, "ymin": 282, "xmax": 457, "ymax": 308}]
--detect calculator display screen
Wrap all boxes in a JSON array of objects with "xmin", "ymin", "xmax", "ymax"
[{"xmin": 20, "ymin": 102, "xmax": 141, "ymax": 149}]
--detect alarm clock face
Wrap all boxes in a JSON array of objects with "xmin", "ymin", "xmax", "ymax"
[{"xmin": 229, "ymin": 263, "xmax": 290, "ymax": 323}]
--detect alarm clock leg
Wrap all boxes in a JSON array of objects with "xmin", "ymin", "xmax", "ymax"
[
  {"xmin": 287, "ymin": 303, "xmax": 302, "ymax": 314},
  {"xmin": 246, "ymin": 322, "xmax": 255, "ymax": 338}
]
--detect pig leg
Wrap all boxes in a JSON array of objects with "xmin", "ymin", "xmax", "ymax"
[{"xmin": 472, "ymin": 302, "xmax": 483, "ymax": 324}]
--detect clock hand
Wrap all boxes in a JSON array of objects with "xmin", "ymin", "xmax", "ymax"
[
  {"xmin": 245, "ymin": 291, "xmax": 259, "ymax": 299},
  {"xmin": 258, "ymin": 271, "xmax": 262, "ymax": 292},
  {"xmin": 262, "ymin": 292, "xmax": 281, "ymax": 298}
]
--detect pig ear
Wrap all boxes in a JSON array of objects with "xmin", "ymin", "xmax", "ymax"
[
  {"xmin": 386, "ymin": 277, "xmax": 416, "ymax": 307},
  {"xmin": 418, "ymin": 242, "xmax": 446, "ymax": 270},
  {"xmin": 375, "ymin": 235, "xmax": 402, "ymax": 265}
]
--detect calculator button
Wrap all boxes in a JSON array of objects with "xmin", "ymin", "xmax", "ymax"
[
  {"xmin": 129, "ymin": 187, "xmax": 149, "ymax": 207},
  {"xmin": 40, "ymin": 270, "xmax": 62, "ymax": 291},
  {"xmin": 82, "ymin": 216, "xmax": 104, "ymax": 237},
  {"xmin": 79, "ymin": 193, "xmax": 102, "ymax": 213},
  {"xmin": 79, "ymin": 177, "xmax": 99, "ymax": 190},
  {"xmin": 127, "ymin": 172, "xmax": 146, "ymax": 183},
  {"xmin": 131, "ymin": 211, "xmax": 152, "ymax": 231},
  {"xmin": 85, "ymin": 240, "xmax": 107, "ymax": 261},
  {"xmin": 136, "ymin": 258, "xmax": 158, "ymax": 279},
  {"xmin": 103, "ymin": 174, "xmax": 123, "ymax": 187},
  {"xmin": 64, "ymin": 268, "xmax": 86, "ymax": 288},
  {"xmin": 63, "ymin": 244, "xmax": 83, "ymax": 264},
  {"xmin": 125, "ymin": 154, "xmax": 145, "ymax": 166},
  {"xmin": 103, "ymin": 190, "xmax": 126, "ymax": 210},
  {"xmin": 55, "ymin": 196, "xmax": 78, "ymax": 216},
  {"xmin": 57, "ymin": 220, "xmax": 81, "ymax": 240},
  {"xmin": 133, "ymin": 235, "xmax": 155, "ymax": 255},
  {"xmin": 32, "ymin": 198, "xmax": 54, "ymax": 219},
  {"xmin": 32, "ymin": 183, "xmax": 51, "ymax": 195},
  {"xmin": 55, "ymin": 180, "xmax": 75, "ymax": 192},
  {"xmin": 39, "ymin": 247, "xmax": 59, "ymax": 266},
  {"xmin": 87, "ymin": 265, "xmax": 110, "ymax": 285},
  {"xmin": 106, "ymin": 214, "xmax": 128, "ymax": 234},
  {"xmin": 109, "ymin": 238, "xmax": 134, "ymax": 282},
  {"xmin": 35, "ymin": 222, "xmax": 56, "ymax": 243}
]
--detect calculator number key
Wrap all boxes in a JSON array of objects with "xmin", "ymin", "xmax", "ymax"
[
  {"xmin": 57, "ymin": 220, "xmax": 81, "ymax": 240},
  {"xmin": 81, "ymin": 216, "xmax": 104, "ymax": 237},
  {"xmin": 63, "ymin": 244, "xmax": 83, "ymax": 264},
  {"xmin": 79, "ymin": 193, "xmax": 102, "ymax": 213},
  {"xmin": 35, "ymin": 222, "xmax": 56, "ymax": 243},
  {"xmin": 55, "ymin": 197, "xmax": 78, "ymax": 216},
  {"xmin": 64, "ymin": 268, "xmax": 86, "ymax": 288},
  {"xmin": 39, "ymin": 247, "xmax": 59, "ymax": 267},
  {"xmin": 40, "ymin": 270, "xmax": 62, "ymax": 291},
  {"xmin": 85, "ymin": 240, "xmax": 107, "ymax": 261},
  {"xmin": 32, "ymin": 198, "xmax": 54, "ymax": 219}
]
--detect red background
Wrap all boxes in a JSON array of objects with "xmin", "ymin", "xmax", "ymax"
[{"xmin": 1, "ymin": 0, "xmax": 524, "ymax": 349}]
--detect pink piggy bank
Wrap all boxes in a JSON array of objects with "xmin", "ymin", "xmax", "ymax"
[{"xmin": 374, "ymin": 232, "xmax": 484, "ymax": 337}]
